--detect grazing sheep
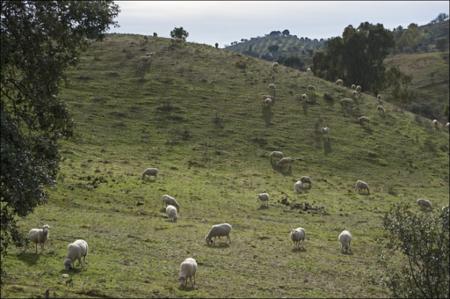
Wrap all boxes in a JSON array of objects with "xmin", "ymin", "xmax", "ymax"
[
  {"xmin": 377, "ymin": 105, "xmax": 385, "ymax": 116},
  {"xmin": 355, "ymin": 85, "xmax": 362, "ymax": 92},
  {"xmin": 445, "ymin": 122, "xmax": 449, "ymax": 129},
  {"xmin": 263, "ymin": 97, "xmax": 273, "ymax": 107},
  {"xmin": 299, "ymin": 176, "xmax": 312, "ymax": 189},
  {"xmin": 335, "ymin": 79, "xmax": 343, "ymax": 86},
  {"xmin": 338, "ymin": 230, "xmax": 352, "ymax": 254},
  {"xmin": 354, "ymin": 180, "xmax": 370, "ymax": 194},
  {"xmin": 321, "ymin": 127, "xmax": 330, "ymax": 135},
  {"xmin": 268, "ymin": 83, "xmax": 276, "ymax": 90},
  {"xmin": 205, "ymin": 223, "xmax": 232, "ymax": 246},
  {"xmin": 339, "ymin": 98, "xmax": 354, "ymax": 110},
  {"xmin": 142, "ymin": 167, "xmax": 159, "ymax": 179},
  {"xmin": 179, "ymin": 258, "xmax": 197, "ymax": 288},
  {"xmin": 166, "ymin": 205, "xmax": 178, "ymax": 222},
  {"xmin": 301, "ymin": 93, "xmax": 308, "ymax": 101},
  {"xmin": 307, "ymin": 85, "xmax": 315, "ymax": 92},
  {"xmin": 162, "ymin": 194, "xmax": 180, "ymax": 212},
  {"xmin": 417, "ymin": 198, "xmax": 432, "ymax": 210},
  {"xmin": 277, "ymin": 157, "xmax": 294, "ymax": 173},
  {"xmin": 290, "ymin": 227, "xmax": 306, "ymax": 249},
  {"xmin": 306, "ymin": 67, "xmax": 312, "ymax": 73},
  {"xmin": 294, "ymin": 180, "xmax": 307, "ymax": 193},
  {"xmin": 351, "ymin": 84, "xmax": 356, "ymax": 90},
  {"xmin": 352, "ymin": 90, "xmax": 360, "ymax": 100},
  {"xmin": 257, "ymin": 192, "xmax": 270, "ymax": 207},
  {"xmin": 272, "ymin": 62, "xmax": 279, "ymax": 72},
  {"xmin": 28, "ymin": 224, "xmax": 50, "ymax": 254},
  {"xmin": 432, "ymin": 119, "xmax": 440, "ymax": 129},
  {"xmin": 269, "ymin": 151, "xmax": 284, "ymax": 167},
  {"xmin": 358, "ymin": 116, "xmax": 370, "ymax": 126},
  {"xmin": 377, "ymin": 96, "xmax": 383, "ymax": 105},
  {"xmin": 64, "ymin": 239, "xmax": 88, "ymax": 270}
]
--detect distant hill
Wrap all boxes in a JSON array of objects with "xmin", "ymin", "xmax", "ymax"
[
  {"xmin": 384, "ymin": 51, "xmax": 449, "ymax": 120},
  {"xmin": 226, "ymin": 32, "xmax": 326, "ymax": 69}
]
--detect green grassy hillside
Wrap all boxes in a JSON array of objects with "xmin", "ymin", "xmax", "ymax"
[
  {"xmin": 384, "ymin": 51, "xmax": 449, "ymax": 120},
  {"xmin": 2, "ymin": 34, "xmax": 449, "ymax": 298}
]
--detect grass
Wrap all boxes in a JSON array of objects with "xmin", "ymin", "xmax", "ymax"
[{"xmin": 1, "ymin": 34, "xmax": 449, "ymax": 298}]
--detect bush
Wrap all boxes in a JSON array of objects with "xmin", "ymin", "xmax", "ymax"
[{"xmin": 381, "ymin": 203, "xmax": 449, "ymax": 298}]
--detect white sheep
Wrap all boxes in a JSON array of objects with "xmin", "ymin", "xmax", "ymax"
[
  {"xmin": 272, "ymin": 62, "xmax": 279, "ymax": 72},
  {"xmin": 321, "ymin": 127, "xmax": 330, "ymax": 135},
  {"xmin": 269, "ymin": 151, "xmax": 284, "ymax": 167},
  {"xmin": 354, "ymin": 180, "xmax": 370, "ymax": 194},
  {"xmin": 294, "ymin": 180, "xmax": 307, "ymax": 193},
  {"xmin": 166, "ymin": 205, "xmax": 178, "ymax": 222},
  {"xmin": 335, "ymin": 79, "xmax": 343, "ymax": 86},
  {"xmin": 338, "ymin": 230, "xmax": 352, "ymax": 254},
  {"xmin": 445, "ymin": 122, "xmax": 449, "ymax": 129},
  {"xmin": 301, "ymin": 93, "xmax": 308, "ymax": 101},
  {"xmin": 377, "ymin": 105, "xmax": 385, "ymax": 116},
  {"xmin": 352, "ymin": 90, "xmax": 360, "ymax": 100},
  {"xmin": 307, "ymin": 85, "xmax": 315, "ymax": 92},
  {"xmin": 299, "ymin": 176, "xmax": 312, "ymax": 189},
  {"xmin": 205, "ymin": 223, "xmax": 232, "ymax": 246},
  {"xmin": 306, "ymin": 67, "xmax": 312, "ymax": 73},
  {"xmin": 162, "ymin": 194, "xmax": 180, "ymax": 212},
  {"xmin": 432, "ymin": 119, "xmax": 440, "ymax": 129},
  {"xmin": 142, "ymin": 167, "xmax": 159, "ymax": 179},
  {"xmin": 64, "ymin": 239, "xmax": 88, "ymax": 270},
  {"xmin": 355, "ymin": 85, "xmax": 362, "ymax": 92},
  {"xmin": 257, "ymin": 192, "xmax": 270, "ymax": 207},
  {"xmin": 179, "ymin": 257, "xmax": 197, "ymax": 288},
  {"xmin": 277, "ymin": 157, "xmax": 294, "ymax": 173},
  {"xmin": 417, "ymin": 198, "xmax": 432, "ymax": 210},
  {"xmin": 358, "ymin": 116, "xmax": 370, "ymax": 126},
  {"xmin": 263, "ymin": 97, "xmax": 273, "ymax": 107},
  {"xmin": 351, "ymin": 84, "xmax": 356, "ymax": 90},
  {"xmin": 290, "ymin": 227, "xmax": 306, "ymax": 249},
  {"xmin": 268, "ymin": 83, "xmax": 276, "ymax": 90},
  {"xmin": 28, "ymin": 224, "xmax": 50, "ymax": 254}
]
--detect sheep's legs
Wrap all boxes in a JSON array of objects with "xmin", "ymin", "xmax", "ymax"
[{"xmin": 227, "ymin": 235, "xmax": 231, "ymax": 244}]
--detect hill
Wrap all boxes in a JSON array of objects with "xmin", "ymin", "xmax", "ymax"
[
  {"xmin": 384, "ymin": 51, "xmax": 449, "ymax": 120},
  {"xmin": 226, "ymin": 33, "xmax": 325, "ymax": 69},
  {"xmin": 1, "ymin": 34, "xmax": 449, "ymax": 298}
]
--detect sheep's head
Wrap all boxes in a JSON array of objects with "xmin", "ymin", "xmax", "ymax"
[
  {"xmin": 205, "ymin": 236, "xmax": 213, "ymax": 245},
  {"xmin": 64, "ymin": 258, "xmax": 72, "ymax": 271},
  {"xmin": 178, "ymin": 275, "xmax": 187, "ymax": 287}
]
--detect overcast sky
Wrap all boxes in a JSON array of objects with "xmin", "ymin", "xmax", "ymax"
[{"xmin": 111, "ymin": 1, "xmax": 449, "ymax": 46}]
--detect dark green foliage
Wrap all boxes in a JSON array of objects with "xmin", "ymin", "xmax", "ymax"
[
  {"xmin": 313, "ymin": 22, "xmax": 394, "ymax": 92},
  {"xmin": 170, "ymin": 26, "xmax": 188, "ymax": 41},
  {"xmin": 382, "ymin": 203, "xmax": 449, "ymax": 298},
  {"xmin": 0, "ymin": 0, "xmax": 119, "ymax": 258},
  {"xmin": 277, "ymin": 55, "xmax": 304, "ymax": 70}
]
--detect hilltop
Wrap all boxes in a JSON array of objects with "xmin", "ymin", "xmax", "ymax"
[
  {"xmin": 1, "ymin": 34, "xmax": 448, "ymax": 298},
  {"xmin": 226, "ymin": 32, "xmax": 325, "ymax": 69}
]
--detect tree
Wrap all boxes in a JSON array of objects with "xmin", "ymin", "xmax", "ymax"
[
  {"xmin": 269, "ymin": 30, "xmax": 281, "ymax": 37},
  {"xmin": 384, "ymin": 66, "xmax": 415, "ymax": 109},
  {"xmin": 312, "ymin": 22, "xmax": 394, "ymax": 91},
  {"xmin": 381, "ymin": 203, "xmax": 449, "ymax": 298},
  {"xmin": 170, "ymin": 26, "xmax": 188, "ymax": 41},
  {"xmin": 268, "ymin": 44, "xmax": 279, "ymax": 53},
  {"xmin": 435, "ymin": 37, "xmax": 448, "ymax": 52},
  {"xmin": 0, "ymin": 1, "xmax": 119, "ymax": 259},
  {"xmin": 430, "ymin": 13, "xmax": 449, "ymax": 24},
  {"xmin": 282, "ymin": 29, "xmax": 290, "ymax": 36}
]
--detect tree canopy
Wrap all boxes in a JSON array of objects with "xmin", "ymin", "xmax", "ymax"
[
  {"xmin": 0, "ymin": 0, "xmax": 119, "ymax": 258},
  {"xmin": 312, "ymin": 22, "xmax": 394, "ymax": 92}
]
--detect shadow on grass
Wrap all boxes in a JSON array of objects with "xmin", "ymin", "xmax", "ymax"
[
  {"xmin": 257, "ymin": 205, "xmax": 269, "ymax": 210},
  {"xmin": 205, "ymin": 242, "xmax": 230, "ymax": 249},
  {"xmin": 178, "ymin": 285, "xmax": 197, "ymax": 291},
  {"xmin": 16, "ymin": 252, "xmax": 40, "ymax": 266},
  {"xmin": 59, "ymin": 267, "xmax": 83, "ymax": 274},
  {"xmin": 291, "ymin": 247, "xmax": 307, "ymax": 253},
  {"xmin": 340, "ymin": 251, "xmax": 354, "ymax": 255}
]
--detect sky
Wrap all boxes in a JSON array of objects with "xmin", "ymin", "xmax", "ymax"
[{"xmin": 111, "ymin": 1, "xmax": 449, "ymax": 47}]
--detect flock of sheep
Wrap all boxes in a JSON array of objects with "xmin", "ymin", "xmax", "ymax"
[{"xmin": 24, "ymin": 60, "xmax": 447, "ymax": 293}]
